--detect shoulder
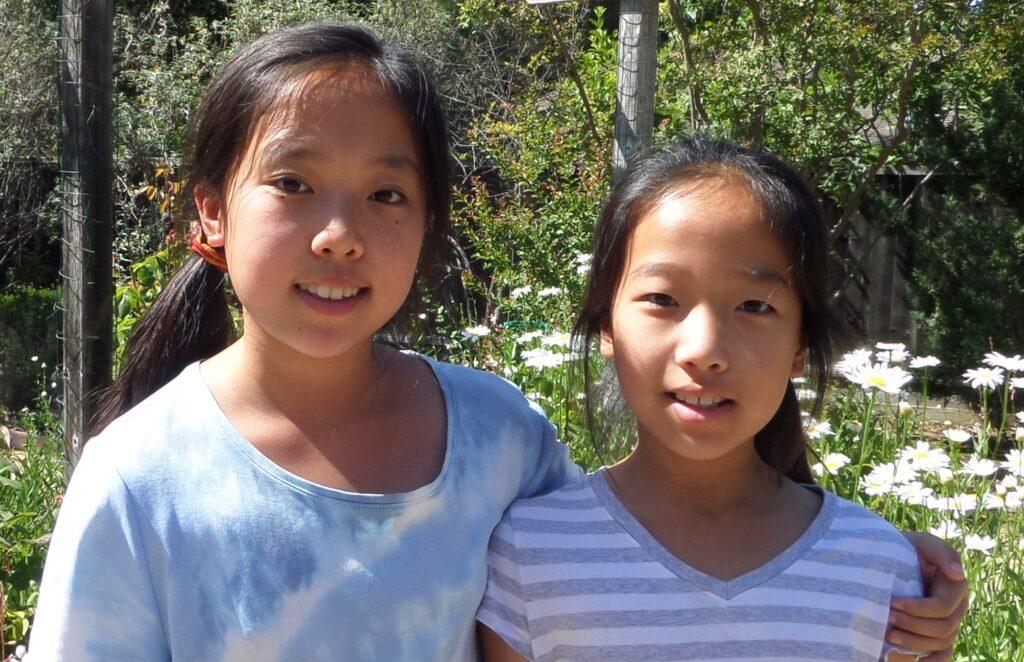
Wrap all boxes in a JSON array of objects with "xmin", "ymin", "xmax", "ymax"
[
  {"xmin": 820, "ymin": 490, "xmax": 921, "ymax": 576},
  {"xmin": 499, "ymin": 474, "xmax": 601, "ymax": 534},
  {"xmin": 425, "ymin": 356, "xmax": 557, "ymax": 449},
  {"xmin": 82, "ymin": 363, "xmax": 217, "ymax": 490},
  {"xmin": 428, "ymin": 358, "xmax": 538, "ymax": 411}
]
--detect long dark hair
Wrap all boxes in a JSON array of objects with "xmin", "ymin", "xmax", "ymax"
[
  {"xmin": 573, "ymin": 135, "xmax": 843, "ymax": 484},
  {"xmin": 94, "ymin": 23, "xmax": 451, "ymax": 433}
]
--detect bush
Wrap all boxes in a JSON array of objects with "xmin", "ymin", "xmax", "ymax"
[{"xmin": 0, "ymin": 287, "xmax": 60, "ymax": 414}]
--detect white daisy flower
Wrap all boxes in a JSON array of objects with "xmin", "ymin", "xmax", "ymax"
[
  {"xmin": 963, "ymin": 366, "xmax": 1005, "ymax": 389},
  {"xmin": 983, "ymin": 352, "xmax": 1024, "ymax": 372},
  {"xmin": 909, "ymin": 356, "xmax": 941, "ymax": 369},
  {"xmin": 521, "ymin": 348, "xmax": 567, "ymax": 369},
  {"xmin": 540, "ymin": 332, "xmax": 572, "ymax": 348},
  {"xmin": 929, "ymin": 520, "xmax": 962, "ymax": 539},
  {"xmin": 899, "ymin": 441, "xmax": 951, "ymax": 473},
  {"xmin": 942, "ymin": 428, "xmax": 972, "ymax": 443},
  {"xmin": 894, "ymin": 481, "xmax": 933, "ymax": 505},
  {"xmin": 846, "ymin": 362, "xmax": 912, "ymax": 394},
  {"xmin": 1001, "ymin": 449, "xmax": 1024, "ymax": 476},
  {"xmin": 964, "ymin": 534, "xmax": 997, "ymax": 555},
  {"xmin": 461, "ymin": 325, "xmax": 491, "ymax": 341},
  {"xmin": 822, "ymin": 452, "xmax": 851, "ymax": 472},
  {"xmin": 517, "ymin": 330, "xmax": 544, "ymax": 343},
  {"xmin": 961, "ymin": 457, "xmax": 999, "ymax": 477},
  {"xmin": 806, "ymin": 420, "xmax": 834, "ymax": 440}
]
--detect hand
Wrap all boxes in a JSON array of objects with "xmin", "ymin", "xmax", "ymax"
[{"xmin": 889, "ymin": 531, "xmax": 969, "ymax": 661}]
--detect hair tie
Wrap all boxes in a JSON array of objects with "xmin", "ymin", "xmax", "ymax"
[{"xmin": 188, "ymin": 225, "xmax": 228, "ymax": 273}]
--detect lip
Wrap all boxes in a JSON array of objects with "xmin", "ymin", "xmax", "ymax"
[
  {"xmin": 297, "ymin": 277, "xmax": 365, "ymax": 289},
  {"xmin": 666, "ymin": 391, "xmax": 735, "ymax": 423},
  {"xmin": 295, "ymin": 284, "xmax": 368, "ymax": 316}
]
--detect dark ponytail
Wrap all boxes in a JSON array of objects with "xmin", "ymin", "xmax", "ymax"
[
  {"xmin": 93, "ymin": 257, "xmax": 233, "ymax": 432},
  {"xmin": 93, "ymin": 23, "xmax": 451, "ymax": 435}
]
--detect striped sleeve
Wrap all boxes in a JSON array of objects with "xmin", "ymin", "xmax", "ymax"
[
  {"xmin": 881, "ymin": 533, "xmax": 926, "ymax": 661},
  {"xmin": 477, "ymin": 509, "xmax": 534, "ymax": 659}
]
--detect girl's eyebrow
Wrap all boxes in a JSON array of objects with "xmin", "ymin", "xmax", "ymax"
[
  {"xmin": 627, "ymin": 262, "xmax": 676, "ymax": 280},
  {"xmin": 262, "ymin": 141, "xmax": 419, "ymax": 174},
  {"xmin": 740, "ymin": 267, "xmax": 792, "ymax": 288}
]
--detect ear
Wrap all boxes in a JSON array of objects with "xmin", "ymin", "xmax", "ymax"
[
  {"xmin": 194, "ymin": 184, "xmax": 226, "ymax": 248},
  {"xmin": 790, "ymin": 346, "xmax": 807, "ymax": 378},
  {"xmin": 599, "ymin": 325, "xmax": 615, "ymax": 361}
]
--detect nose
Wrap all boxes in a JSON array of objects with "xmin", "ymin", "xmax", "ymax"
[
  {"xmin": 674, "ymin": 304, "xmax": 728, "ymax": 372},
  {"xmin": 310, "ymin": 209, "xmax": 364, "ymax": 260}
]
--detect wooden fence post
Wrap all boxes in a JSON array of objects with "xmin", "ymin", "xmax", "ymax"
[
  {"xmin": 58, "ymin": 0, "xmax": 114, "ymax": 472},
  {"xmin": 613, "ymin": 0, "xmax": 659, "ymax": 183}
]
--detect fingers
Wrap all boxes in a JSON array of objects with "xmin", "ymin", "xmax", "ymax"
[
  {"xmin": 886, "ymin": 626, "xmax": 956, "ymax": 659},
  {"xmin": 902, "ymin": 531, "xmax": 966, "ymax": 580},
  {"xmin": 919, "ymin": 649, "xmax": 954, "ymax": 662},
  {"xmin": 887, "ymin": 594, "xmax": 967, "ymax": 651},
  {"xmin": 892, "ymin": 572, "xmax": 969, "ymax": 619}
]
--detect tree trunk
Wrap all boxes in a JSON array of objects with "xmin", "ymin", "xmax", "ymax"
[
  {"xmin": 59, "ymin": 0, "xmax": 114, "ymax": 472},
  {"xmin": 613, "ymin": 0, "xmax": 658, "ymax": 183}
]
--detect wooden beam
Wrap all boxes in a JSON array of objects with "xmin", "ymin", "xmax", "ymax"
[
  {"xmin": 58, "ymin": 0, "xmax": 114, "ymax": 471},
  {"xmin": 613, "ymin": 0, "xmax": 659, "ymax": 183}
]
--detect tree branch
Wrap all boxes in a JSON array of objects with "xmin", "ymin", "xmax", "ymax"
[
  {"xmin": 539, "ymin": 6, "xmax": 602, "ymax": 146},
  {"xmin": 667, "ymin": 0, "xmax": 709, "ymax": 131},
  {"xmin": 830, "ymin": 16, "xmax": 923, "ymax": 245}
]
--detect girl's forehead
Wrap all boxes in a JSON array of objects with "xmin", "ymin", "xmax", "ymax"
[
  {"xmin": 623, "ymin": 185, "xmax": 793, "ymax": 278},
  {"xmin": 227, "ymin": 64, "xmax": 421, "ymax": 186},
  {"xmin": 258, "ymin": 64, "xmax": 391, "ymax": 132}
]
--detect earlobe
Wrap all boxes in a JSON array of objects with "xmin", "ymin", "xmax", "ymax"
[
  {"xmin": 194, "ymin": 185, "xmax": 226, "ymax": 247},
  {"xmin": 791, "ymin": 347, "xmax": 807, "ymax": 377},
  {"xmin": 599, "ymin": 328, "xmax": 616, "ymax": 361}
]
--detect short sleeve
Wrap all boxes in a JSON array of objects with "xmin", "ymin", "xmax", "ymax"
[
  {"xmin": 517, "ymin": 399, "xmax": 584, "ymax": 499},
  {"xmin": 476, "ymin": 510, "xmax": 534, "ymax": 659},
  {"xmin": 881, "ymin": 540, "xmax": 926, "ymax": 661},
  {"xmin": 29, "ymin": 440, "xmax": 168, "ymax": 661}
]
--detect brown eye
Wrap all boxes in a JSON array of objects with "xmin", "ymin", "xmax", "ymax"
[
  {"xmin": 643, "ymin": 293, "xmax": 676, "ymax": 307},
  {"xmin": 274, "ymin": 177, "xmax": 310, "ymax": 194},
  {"xmin": 739, "ymin": 300, "xmax": 774, "ymax": 314},
  {"xmin": 371, "ymin": 189, "xmax": 405, "ymax": 204}
]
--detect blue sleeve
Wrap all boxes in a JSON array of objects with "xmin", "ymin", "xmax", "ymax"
[
  {"xmin": 29, "ymin": 440, "xmax": 168, "ymax": 661},
  {"xmin": 517, "ymin": 399, "xmax": 584, "ymax": 499}
]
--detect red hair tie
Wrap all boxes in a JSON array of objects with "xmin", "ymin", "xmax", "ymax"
[{"xmin": 189, "ymin": 225, "xmax": 228, "ymax": 273}]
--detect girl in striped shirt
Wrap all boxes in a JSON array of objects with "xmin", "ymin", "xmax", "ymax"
[{"xmin": 478, "ymin": 136, "xmax": 954, "ymax": 661}]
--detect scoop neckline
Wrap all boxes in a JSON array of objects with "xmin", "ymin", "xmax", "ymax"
[
  {"xmin": 189, "ymin": 351, "xmax": 455, "ymax": 505},
  {"xmin": 590, "ymin": 468, "xmax": 836, "ymax": 600}
]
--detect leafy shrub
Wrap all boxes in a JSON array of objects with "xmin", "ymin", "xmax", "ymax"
[
  {"xmin": 1, "ymin": 406, "xmax": 65, "ymax": 651},
  {"xmin": 0, "ymin": 288, "xmax": 60, "ymax": 414}
]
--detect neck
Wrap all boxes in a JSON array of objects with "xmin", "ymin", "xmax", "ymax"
[
  {"xmin": 207, "ymin": 328, "xmax": 393, "ymax": 424},
  {"xmin": 609, "ymin": 434, "xmax": 783, "ymax": 518}
]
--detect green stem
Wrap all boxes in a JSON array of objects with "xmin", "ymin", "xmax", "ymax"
[{"xmin": 996, "ymin": 376, "xmax": 1011, "ymax": 452}]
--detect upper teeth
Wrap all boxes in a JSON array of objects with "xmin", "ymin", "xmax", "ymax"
[
  {"xmin": 299, "ymin": 283, "xmax": 360, "ymax": 300},
  {"xmin": 678, "ymin": 394, "xmax": 724, "ymax": 408}
]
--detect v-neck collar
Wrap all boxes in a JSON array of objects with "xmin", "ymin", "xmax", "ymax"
[{"xmin": 590, "ymin": 467, "xmax": 837, "ymax": 600}]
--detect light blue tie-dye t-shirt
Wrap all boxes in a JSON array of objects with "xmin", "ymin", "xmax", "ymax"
[{"xmin": 29, "ymin": 357, "xmax": 582, "ymax": 661}]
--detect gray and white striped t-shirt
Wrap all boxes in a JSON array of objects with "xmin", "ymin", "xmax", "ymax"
[{"xmin": 477, "ymin": 470, "xmax": 922, "ymax": 661}]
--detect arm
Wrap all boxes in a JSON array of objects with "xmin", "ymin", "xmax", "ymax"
[
  {"xmin": 518, "ymin": 398, "xmax": 584, "ymax": 499},
  {"xmin": 479, "ymin": 623, "xmax": 529, "ymax": 662},
  {"xmin": 29, "ymin": 442, "xmax": 167, "ymax": 659},
  {"xmin": 887, "ymin": 532, "xmax": 969, "ymax": 661}
]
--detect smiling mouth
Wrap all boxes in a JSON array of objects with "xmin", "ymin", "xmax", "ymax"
[
  {"xmin": 669, "ymin": 393, "xmax": 732, "ymax": 410},
  {"xmin": 296, "ymin": 283, "xmax": 365, "ymax": 301}
]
